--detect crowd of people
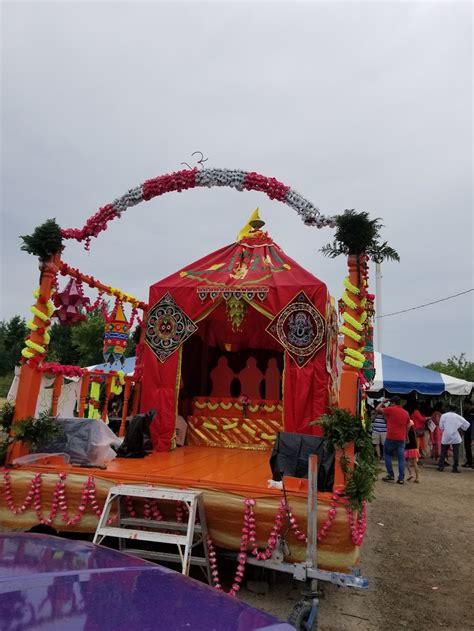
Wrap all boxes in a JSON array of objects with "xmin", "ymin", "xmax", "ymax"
[{"xmin": 369, "ymin": 397, "xmax": 473, "ymax": 484}]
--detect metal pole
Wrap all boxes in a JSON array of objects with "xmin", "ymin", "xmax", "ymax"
[
  {"xmin": 306, "ymin": 454, "xmax": 318, "ymax": 569},
  {"xmin": 375, "ymin": 262, "xmax": 383, "ymax": 353}
]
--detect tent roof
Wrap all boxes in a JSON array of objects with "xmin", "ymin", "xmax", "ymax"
[
  {"xmin": 368, "ymin": 352, "xmax": 473, "ymax": 396},
  {"xmin": 149, "ymin": 231, "xmax": 327, "ymax": 295}
]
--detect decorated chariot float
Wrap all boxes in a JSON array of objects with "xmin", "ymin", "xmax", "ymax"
[{"xmin": 1, "ymin": 166, "xmax": 399, "ymax": 629}]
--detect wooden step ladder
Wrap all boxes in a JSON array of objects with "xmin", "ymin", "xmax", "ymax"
[{"xmin": 93, "ymin": 484, "xmax": 211, "ymax": 583}]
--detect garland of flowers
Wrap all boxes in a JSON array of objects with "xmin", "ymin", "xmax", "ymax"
[
  {"xmin": 1, "ymin": 470, "xmax": 102, "ymax": 526},
  {"xmin": 339, "ymin": 255, "xmax": 371, "ymax": 371},
  {"xmin": 38, "ymin": 363, "xmax": 86, "ymax": 378},
  {"xmin": 194, "ymin": 400, "xmax": 283, "ymax": 413},
  {"xmin": 20, "ymin": 287, "xmax": 56, "ymax": 366},
  {"xmin": 206, "ymin": 492, "xmax": 367, "ymax": 596},
  {"xmin": 2, "ymin": 470, "xmax": 366, "ymax": 595},
  {"xmin": 60, "ymin": 168, "xmax": 337, "ymax": 250},
  {"xmin": 58, "ymin": 261, "xmax": 146, "ymax": 309}
]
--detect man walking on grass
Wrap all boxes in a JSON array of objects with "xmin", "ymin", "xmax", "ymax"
[
  {"xmin": 376, "ymin": 396, "xmax": 411, "ymax": 485},
  {"xmin": 436, "ymin": 407, "xmax": 470, "ymax": 473}
]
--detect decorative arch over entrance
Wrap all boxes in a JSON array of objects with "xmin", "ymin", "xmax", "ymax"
[{"xmin": 61, "ymin": 167, "xmax": 336, "ymax": 249}]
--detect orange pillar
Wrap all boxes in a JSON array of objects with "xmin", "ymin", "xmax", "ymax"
[
  {"xmin": 13, "ymin": 254, "xmax": 60, "ymax": 423},
  {"xmin": 338, "ymin": 254, "xmax": 363, "ymax": 415},
  {"xmin": 101, "ymin": 375, "xmax": 113, "ymax": 421},
  {"xmin": 51, "ymin": 374, "xmax": 64, "ymax": 417},
  {"xmin": 10, "ymin": 255, "xmax": 60, "ymax": 461},
  {"xmin": 130, "ymin": 309, "xmax": 147, "ymax": 415},
  {"xmin": 78, "ymin": 372, "xmax": 90, "ymax": 417},
  {"xmin": 119, "ymin": 379, "xmax": 132, "ymax": 437}
]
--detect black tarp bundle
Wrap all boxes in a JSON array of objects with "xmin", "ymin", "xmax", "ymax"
[
  {"xmin": 269, "ymin": 432, "xmax": 335, "ymax": 492},
  {"xmin": 115, "ymin": 409, "xmax": 155, "ymax": 458}
]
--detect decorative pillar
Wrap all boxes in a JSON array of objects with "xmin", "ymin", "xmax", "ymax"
[
  {"xmin": 51, "ymin": 374, "xmax": 64, "ymax": 417},
  {"xmin": 78, "ymin": 372, "xmax": 91, "ymax": 417},
  {"xmin": 338, "ymin": 254, "xmax": 364, "ymax": 415},
  {"xmin": 119, "ymin": 379, "xmax": 132, "ymax": 437},
  {"xmin": 10, "ymin": 255, "xmax": 60, "ymax": 461}
]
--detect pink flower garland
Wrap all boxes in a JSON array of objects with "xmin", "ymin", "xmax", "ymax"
[
  {"xmin": 2, "ymin": 470, "xmax": 102, "ymax": 526},
  {"xmin": 39, "ymin": 363, "xmax": 86, "ymax": 378},
  {"xmin": 2, "ymin": 469, "xmax": 367, "ymax": 595},
  {"xmin": 207, "ymin": 492, "xmax": 367, "ymax": 596}
]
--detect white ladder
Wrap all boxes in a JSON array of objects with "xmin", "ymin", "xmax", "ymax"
[{"xmin": 93, "ymin": 484, "xmax": 211, "ymax": 583}]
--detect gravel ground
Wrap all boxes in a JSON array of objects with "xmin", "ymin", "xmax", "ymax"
[{"xmin": 238, "ymin": 461, "xmax": 474, "ymax": 630}]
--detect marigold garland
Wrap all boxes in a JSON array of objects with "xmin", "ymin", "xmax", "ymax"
[
  {"xmin": 342, "ymin": 312, "xmax": 364, "ymax": 332},
  {"xmin": 339, "ymin": 325, "xmax": 362, "ymax": 343}
]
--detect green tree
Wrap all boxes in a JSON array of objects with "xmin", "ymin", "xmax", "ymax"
[
  {"xmin": 0, "ymin": 316, "xmax": 28, "ymax": 375},
  {"xmin": 70, "ymin": 311, "xmax": 106, "ymax": 366},
  {"xmin": 46, "ymin": 322, "xmax": 81, "ymax": 365},
  {"xmin": 425, "ymin": 354, "xmax": 474, "ymax": 382}
]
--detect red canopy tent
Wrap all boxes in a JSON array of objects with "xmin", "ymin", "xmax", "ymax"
[{"xmin": 140, "ymin": 227, "xmax": 338, "ymax": 451}]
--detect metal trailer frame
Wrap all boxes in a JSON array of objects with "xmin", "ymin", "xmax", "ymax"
[{"xmin": 245, "ymin": 454, "xmax": 368, "ymax": 630}]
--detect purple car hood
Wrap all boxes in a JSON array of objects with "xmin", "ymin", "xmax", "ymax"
[{"xmin": 0, "ymin": 533, "xmax": 293, "ymax": 630}]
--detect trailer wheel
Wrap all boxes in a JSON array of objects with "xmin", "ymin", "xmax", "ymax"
[{"xmin": 288, "ymin": 600, "xmax": 317, "ymax": 630}]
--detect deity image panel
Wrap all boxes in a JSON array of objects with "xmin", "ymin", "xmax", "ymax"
[{"xmin": 266, "ymin": 292, "xmax": 326, "ymax": 367}]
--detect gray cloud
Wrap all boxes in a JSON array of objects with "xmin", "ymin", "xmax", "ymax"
[{"xmin": 1, "ymin": 1, "xmax": 472, "ymax": 365}]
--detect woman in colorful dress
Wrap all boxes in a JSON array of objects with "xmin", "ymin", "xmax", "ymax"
[
  {"xmin": 405, "ymin": 421, "xmax": 420, "ymax": 483},
  {"xmin": 430, "ymin": 403, "xmax": 443, "ymax": 460}
]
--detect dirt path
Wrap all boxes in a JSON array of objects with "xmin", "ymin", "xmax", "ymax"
[{"xmin": 240, "ymin": 463, "xmax": 474, "ymax": 630}]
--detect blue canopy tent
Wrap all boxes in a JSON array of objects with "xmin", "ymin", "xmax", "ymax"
[{"xmin": 369, "ymin": 352, "xmax": 472, "ymax": 396}]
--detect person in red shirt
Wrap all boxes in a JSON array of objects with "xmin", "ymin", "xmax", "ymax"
[{"xmin": 376, "ymin": 396, "xmax": 411, "ymax": 484}]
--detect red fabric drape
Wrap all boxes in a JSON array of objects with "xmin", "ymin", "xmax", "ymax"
[{"xmin": 140, "ymin": 235, "xmax": 332, "ymax": 450}]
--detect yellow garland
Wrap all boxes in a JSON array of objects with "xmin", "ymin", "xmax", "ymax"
[
  {"xmin": 25, "ymin": 339, "xmax": 46, "ymax": 354},
  {"xmin": 360, "ymin": 297, "xmax": 367, "ymax": 307},
  {"xmin": 342, "ymin": 312, "xmax": 364, "ymax": 332},
  {"xmin": 222, "ymin": 421, "xmax": 238, "ymax": 431},
  {"xmin": 220, "ymin": 402, "xmax": 233, "ymax": 410},
  {"xmin": 360, "ymin": 311, "xmax": 368, "ymax": 325},
  {"xmin": 111, "ymin": 370, "xmax": 126, "ymax": 395},
  {"xmin": 203, "ymin": 421, "xmax": 218, "ymax": 430},
  {"xmin": 260, "ymin": 433, "xmax": 277, "ymax": 441},
  {"xmin": 21, "ymin": 348, "xmax": 35, "ymax": 359},
  {"xmin": 344, "ymin": 348, "xmax": 366, "ymax": 363},
  {"xmin": 341, "ymin": 291, "xmax": 357, "ymax": 310},
  {"xmin": 242, "ymin": 423, "xmax": 256, "ymax": 436},
  {"xmin": 46, "ymin": 300, "xmax": 55, "ymax": 317},
  {"xmin": 26, "ymin": 320, "xmax": 38, "ymax": 331},
  {"xmin": 339, "ymin": 325, "xmax": 362, "ymax": 342},
  {"xmin": 43, "ymin": 330, "xmax": 51, "ymax": 345},
  {"xmin": 344, "ymin": 356, "xmax": 364, "ymax": 369},
  {"xmin": 343, "ymin": 277, "xmax": 360, "ymax": 295},
  {"xmin": 342, "ymin": 312, "xmax": 365, "ymax": 332},
  {"xmin": 30, "ymin": 306, "xmax": 49, "ymax": 322}
]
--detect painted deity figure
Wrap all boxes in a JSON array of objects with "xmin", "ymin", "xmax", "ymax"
[{"xmin": 287, "ymin": 311, "xmax": 314, "ymax": 348}]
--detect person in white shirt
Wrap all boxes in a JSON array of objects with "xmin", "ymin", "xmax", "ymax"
[{"xmin": 436, "ymin": 407, "xmax": 470, "ymax": 473}]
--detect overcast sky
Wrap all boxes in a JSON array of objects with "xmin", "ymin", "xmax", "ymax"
[{"xmin": 1, "ymin": 1, "xmax": 472, "ymax": 366}]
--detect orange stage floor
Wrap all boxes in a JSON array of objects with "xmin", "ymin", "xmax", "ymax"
[
  {"xmin": 93, "ymin": 446, "xmax": 286, "ymax": 497},
  {"xmin": 1, "ymin": 446, "xmax": 361, "ymax": 573}
]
